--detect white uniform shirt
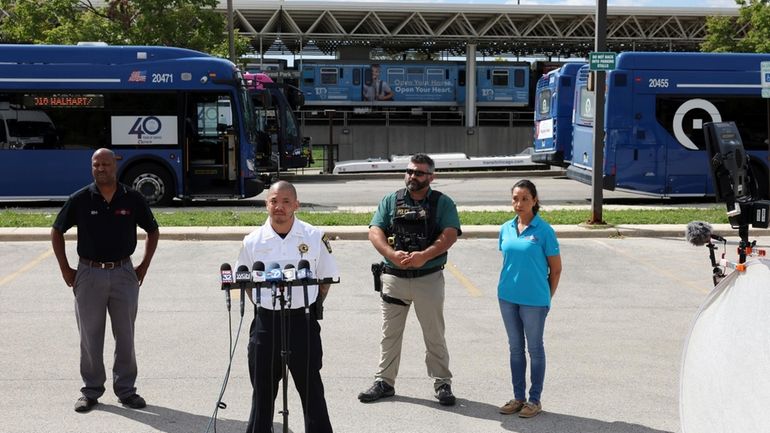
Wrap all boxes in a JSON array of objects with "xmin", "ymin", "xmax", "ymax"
[{"xmin": 235, "ymin": 217, "xmax": 339, "ymax": 310}]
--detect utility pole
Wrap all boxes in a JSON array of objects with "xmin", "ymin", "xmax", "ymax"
[
  {"xmin": 590, "ymin": 0, "xmax": 607, "ymax": 224},
  {"xmin": 227, "ymin": 0, "xmax": 236, "ymax": 63}
]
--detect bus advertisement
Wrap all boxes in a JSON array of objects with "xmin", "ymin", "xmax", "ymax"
[
  {"xmin": 244, "ymin": 72, "xmax": 310, "ymax": 170},
  {"xmin": 0, "ymin": 44, "xmax": 272, "ymax": 205},
  {"xmin": 532, "ymin": 62, "xmax": 584, "ymax": 167},
  {"xmin": 299, "ymin": 60, "xmax": 531, "ymax": 108},
  {"xmin": 567, "ymin": 52, "xmax": 770, "ymax": 199}
]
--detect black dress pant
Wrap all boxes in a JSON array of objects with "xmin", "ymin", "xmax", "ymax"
[{"xmin": 246, "ymin": 306, "xmax": 332, "ymax": 433}]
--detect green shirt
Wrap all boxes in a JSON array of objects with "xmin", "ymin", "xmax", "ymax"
[{"xmin": 370, "ymin": 188, "xmax": 462, "ymax": 269}]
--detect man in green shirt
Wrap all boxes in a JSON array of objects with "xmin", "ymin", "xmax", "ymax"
[{"xmin": 358, "ymin": 153, "xmax": 462, "ymax": 406}]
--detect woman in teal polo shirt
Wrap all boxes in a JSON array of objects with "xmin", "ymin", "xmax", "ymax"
[{"xmin": 496, "ymin": 179, "xmax": 562, "ymax": 419}]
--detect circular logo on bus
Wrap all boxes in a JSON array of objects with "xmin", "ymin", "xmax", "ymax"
[{"xmin": 673, "ymin": 99, "xmax": 722, "ymax": 151}]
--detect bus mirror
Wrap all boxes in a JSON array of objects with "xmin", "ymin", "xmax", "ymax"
[{"xmin": 587, "ymin": 71, "xmax": 595, "ymax": 92}]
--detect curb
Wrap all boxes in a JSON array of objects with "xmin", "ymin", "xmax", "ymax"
[{"xmin": 4, "ymin": 224, "xmax": 767, "ymax": 242}]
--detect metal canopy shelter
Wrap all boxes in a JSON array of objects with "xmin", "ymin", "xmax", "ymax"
[{"xmin": 222, "ymin": 1, "xmax": 741, "ymax": 56}]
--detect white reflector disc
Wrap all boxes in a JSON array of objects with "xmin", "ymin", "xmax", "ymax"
[{"xmin": 681, "ymin": 258, "xmax": 770, "ymax": 433}]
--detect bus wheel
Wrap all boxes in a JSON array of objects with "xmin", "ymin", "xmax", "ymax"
[{"xmin": 123, "ymin": 164, "xmax": 174, "ymax": 206}]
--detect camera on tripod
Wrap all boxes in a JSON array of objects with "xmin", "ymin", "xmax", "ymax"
[{"xmin": 704, "ymin": 121, "xmax": 769, "ymax": 229}]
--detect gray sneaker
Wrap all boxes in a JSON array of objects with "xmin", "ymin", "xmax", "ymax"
[
  {"xmin": 74, "ymin": 396, "xmax": 98, "ymax": 413},
  {"xmin": 358, "ymin": 381, "xmax": 395, "ymax": 403}
]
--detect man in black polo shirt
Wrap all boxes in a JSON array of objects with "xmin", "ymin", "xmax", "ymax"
[{"xmin": 51, "ymin": 148, "xmax": 159, "ymax": 413}]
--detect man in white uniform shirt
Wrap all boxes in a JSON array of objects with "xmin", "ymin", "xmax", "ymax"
[{"xmin": 236, "ymin": 180, "xmax": 338, "ymax": 433}]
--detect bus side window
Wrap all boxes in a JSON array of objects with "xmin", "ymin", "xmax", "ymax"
[
  {"xmin": 353, "ymin": 69, "xmax": 361, "ymax": 86},
  {"xmin": 0, "ymin": 119, "xmax": 6, "ymax": 148},
  {"xmin": 514, "ymin": 70, "xmax": 525, "ymax": 88},
  {"xmin": 302, "ymin": 66, "xmax": 315, "ymax": 85}
]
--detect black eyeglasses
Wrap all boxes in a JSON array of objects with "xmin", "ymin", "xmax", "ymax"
[{"xmin": 405, "ymin": 168, "xmax": 432, "ymax": 177}]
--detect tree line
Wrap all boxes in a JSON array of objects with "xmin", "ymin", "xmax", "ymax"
[{"xmin": 0, "ymin": 0, "xmax": 768, "ymax": 56}]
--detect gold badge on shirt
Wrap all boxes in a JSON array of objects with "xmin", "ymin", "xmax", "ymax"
[
  {"xmin": 298, "ymin": 243, "xmax": 309, "ymax": 256},
  {"xmin": 322, "ymin": 234, "xmax": 333, "ymax": 253}
]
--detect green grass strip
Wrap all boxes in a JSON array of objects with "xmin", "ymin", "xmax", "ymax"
[{"xmin": 0, "ymin": 207, "xmax": 730, "ymax": 228}]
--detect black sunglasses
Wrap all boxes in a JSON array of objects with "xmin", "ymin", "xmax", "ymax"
[{"xmin": 405, "ymin": 168, "xmax": 433, "ymax": 177}]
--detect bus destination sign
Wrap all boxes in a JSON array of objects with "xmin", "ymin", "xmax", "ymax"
[{"xmin": 23, "ymin": 94, "xmax": 105, "ymax": 108}]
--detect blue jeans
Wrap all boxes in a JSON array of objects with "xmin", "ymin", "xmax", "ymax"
[{"xmin": 499, "ymin": 299, "xmax": 549, "ymax": 403}]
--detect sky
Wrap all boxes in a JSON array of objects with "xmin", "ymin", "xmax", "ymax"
[{"xmin": 287, "ymin": 0, "xmax": 739, "ymax": 9}]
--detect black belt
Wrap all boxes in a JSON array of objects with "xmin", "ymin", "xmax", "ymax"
[
  {"xmin": 258, "ymin": 304, "xmax": 315, "ymax": 316},
  {"xmin": 382, "ymin": 265, "xmax": 443, "ymax": 279},
  {"xmin": 80, "ymin": 257, "xmax": 131, "ymax": 270}
]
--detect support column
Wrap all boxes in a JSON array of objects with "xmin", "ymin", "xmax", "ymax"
[{"xmin": 465, "ymin": 44, "xmax": 477, "ymax": 129}]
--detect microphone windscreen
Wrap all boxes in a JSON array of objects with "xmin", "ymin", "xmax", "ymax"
[
  {"xmin": 297, "ymin": 259, "xmax": 310, "ymax": 271},
  {"xmin": 220, "ymin": 263, "xmax": 232, "ymax": 271},
  {"xmin": 252, "ymin": 261, "xmax": 265, "ymax": 271},
  {"xmin": 686, "ymin": 221, "xmax": 713, "ymax": 246}
]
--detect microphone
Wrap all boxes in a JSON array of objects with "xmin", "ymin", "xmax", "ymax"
[
  {"xmin": 265, "ymin": 262, "xmax": 283, "ymax": 303},
  {"xmin": 283, "ymin": 264, "xmax": 296, "ymax": 306},
  {"xmin": 235, "ymin": 265, "xmax": 251, "ymax": 316},
  {"xmin": 252, "ymin": 261, "xmax": 265, "ymax": 307},
  {"xmin": 297, "ymin": 259, "xmax": 312, "ymax": 280},
  {"xmin": 220, "ymin": 263, "xmax": 234, "ymax": 311},
  {"xmin": 686, "ymin": 221, "xmax": 727, "ymax": 246},
  {"xmin": 297, "ymin": 259, "xmax": 312, "ymax": 315}
]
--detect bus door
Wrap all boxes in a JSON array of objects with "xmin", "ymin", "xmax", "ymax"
[
  {"xmin": 610, "ymin": 71, "xmax": 666, "ymax": 195},
  {"xmin": 184, "ymin": 93, "xmax": 237, "ymax": 195}
]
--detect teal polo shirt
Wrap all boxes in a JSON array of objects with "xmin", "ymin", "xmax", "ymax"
[
  {"xmin": 370, "ymin": 188, "xmax": 462, "ymax": 269},
  {"xmin": 497, "ymin": 213, "xmax": 560, "ymax": 307}
]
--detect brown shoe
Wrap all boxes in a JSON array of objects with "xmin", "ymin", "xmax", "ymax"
[
  {"xmin": 499, "ymin": 399, "xmax": 525, "ymax": 414},
  {"xmin": 518, "ymin": 401, "xmax": 542, "ymax": 418}
]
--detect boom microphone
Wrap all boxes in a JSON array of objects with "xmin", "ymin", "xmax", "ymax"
[
  {"xmin": 235, "ymin": 265, "xmax": 251, "ymax": 316},
  {"xmin": 220, "ymin": 263, "xmax": 233, "ymax": 311},
  {"xmin": 686, "ymin": 221, "xmax": 727, "ymax": 246}
]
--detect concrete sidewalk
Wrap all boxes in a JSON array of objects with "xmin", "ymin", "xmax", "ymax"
[{"xmin": 3, "ymin": 224, "xmax": 767, "ymax": 242}]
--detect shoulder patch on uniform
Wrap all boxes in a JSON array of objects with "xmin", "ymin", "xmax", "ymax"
[{"xmin": 322, "ymin": 233, "xmax": 333, "ymax": 253}]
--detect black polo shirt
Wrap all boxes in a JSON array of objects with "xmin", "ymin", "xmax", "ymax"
[{"xmin": 53, "ymin": 183, "xmax": 159, "ymax": 262}]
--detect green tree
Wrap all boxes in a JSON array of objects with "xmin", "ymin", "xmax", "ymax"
[
  {"xmin": 702, "ymin": 0, "xmax": 770, "ymax": 52},
  {"xmin": 0, "ymin": 0, "xmax": 251, "ymax": 56}
]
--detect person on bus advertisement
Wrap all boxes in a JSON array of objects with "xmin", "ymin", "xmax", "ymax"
[
  {"xmin": 51, "ymin": 148, "xmax": 159, "ymax": 413},
  {"xmin": 363, "ymin": 64, "xmax": 394, "ymax": 102},
  {"xmin": 496, "ymin": 179, "xmax": 561, "ymax": 419}
]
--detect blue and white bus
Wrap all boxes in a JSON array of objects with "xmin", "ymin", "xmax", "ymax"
[
  {"xmin": 0, "ymin": 44, "xmax": 273, "ymax": 205},
  {"xmin": 532, "ymin": 62, "xmax": 585, "ymax": 167},
  {"xmin": 299, "ymin": 60, "xmax": 531, "ymax": 108},
  {"xmin": 567, "ymin": 52, "xmax": 770, "ymax": 198}
]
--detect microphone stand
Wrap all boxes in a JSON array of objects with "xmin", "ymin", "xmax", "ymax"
[
  {"xmin": 277, "ymin": 282, "xmax": 291, "ymax": 433},
  {"xmin": 706, "ymin": 242, "xmax": 726, "ymax": 286}
]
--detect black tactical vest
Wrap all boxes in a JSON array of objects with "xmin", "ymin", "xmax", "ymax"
[{"xmin": 387, "ymin": 188, "xmax": 444, "ymax": 257}]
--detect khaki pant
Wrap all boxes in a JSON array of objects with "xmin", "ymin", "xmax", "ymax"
[{"xmin": 375, "ymin": 271, "xmax": 452, "ymax": 390}]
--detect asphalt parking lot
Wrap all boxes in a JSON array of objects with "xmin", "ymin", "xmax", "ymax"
[{"xmin": 2, "ymin": 235, "xmax": 759, "ymax": 433}]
